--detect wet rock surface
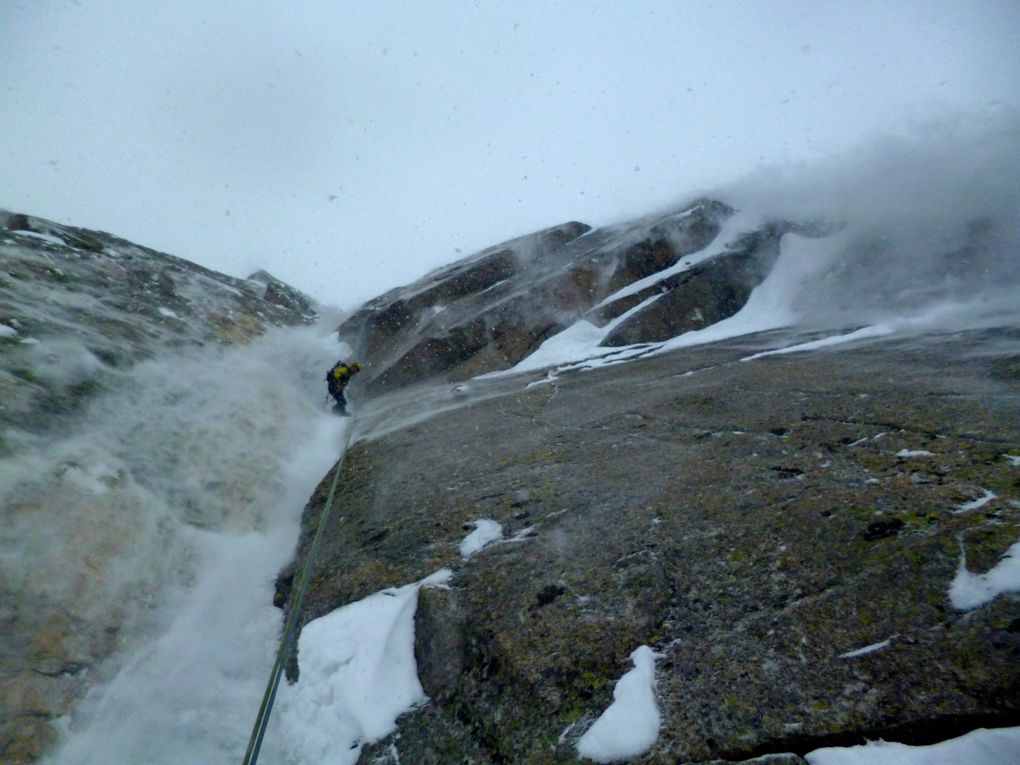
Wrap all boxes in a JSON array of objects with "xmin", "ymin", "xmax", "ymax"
[
  {"xmin": 0, "ymin": 210, "xmax": 315, "ymax": 763},
  {"xmin": 286, "ymin": 328, "xmax": 1020, "ymax": 764}
]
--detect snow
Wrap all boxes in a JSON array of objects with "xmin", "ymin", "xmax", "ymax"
[
  {"xmin": 16, "ymin": 230, "xmax": 66, "ymax": 246},
  {"xmin": 949, "ymin": 538, "xmax": 1020, "ymax": 611},
  {"xmin": 895, "ymin": 449, "xmax": 934, "ymax": 458},
  {"xmin": 35, "ymin": 325, "xmax": 351, "ymax": 764},
  {"xmin": 460, "ymin": 519, "xmax": 504, "ymax": 558},
  {"xmin": 954, "ymin": 489, "xmax": 996, "ymax": 514},
  {"xmin": 275, "ymin": 569, "xmax": 453, "ymax": 764},
  {"xmin": 591, "ymin": 210, "xmax": 759, "ymax": 309},
  {"xmin": 839, "ymin": 635, "xmax": 896, "ymax": 659},
  {"xmin": 526, "ymin": 371, "xmax": 560, "ymax": 388},
  {"xmin": 652, "ymin": 231, "xmax": 834, "ymax": 353},
  {"xmin": 483, "ymin": 320, "xmax": 609, "ymax": 377},
  {"xmin": 507, "ymin": 525, "xmax": 537, "ymax": 542},
  {"xmin": 1004, "ymin": 454, "xmax": 1020, "ymax": 467},
  {"xmin": 0, "ymin": 323, "xmax": 18, "ymax": 337},
  {"xmin": 576, "ymin": 645, "xmax": 660, "ymax": 763},
  {"xmin": 741, "ymin": 324, "xmax": 895, "ymax": 361},
  {"xmin": 478, "ymin": 232, "xmax": 883, "ymax": 382},
  {"xmin": 805, "ymin": 725, "xmax": 1020, "ymax": 765},
  {"xmin": 157, "ymin": 306, "xmax": 180, "ymax": 318}
]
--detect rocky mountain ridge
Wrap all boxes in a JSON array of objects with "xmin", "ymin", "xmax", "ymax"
[
  {"xmin": 338, "ymin": 200, "xmax": 825, "ymax": 395},
  {"xmin": 0, "ymin": 210, "xmax": 316, "ymax": 440},
  {"xmin": 280, "ymin": 200, "xmax": 1020, "ymax": 763},
  {"xmin": 1, "ymin": 201, "xmax": 1017, "ymax": 765},
  {"xmin": 0, "ymin": 210, "xmax": 317, "ymax": 763}
]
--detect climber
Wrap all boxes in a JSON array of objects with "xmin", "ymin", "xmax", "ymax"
[{"xmin": 325, "ymin": 360, "xmax": 362, "ymax": 416}]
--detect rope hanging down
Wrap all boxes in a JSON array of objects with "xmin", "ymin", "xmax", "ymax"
[{"xmin": 242, "ymin": 423, "xmax": 355, "ymax": 765}]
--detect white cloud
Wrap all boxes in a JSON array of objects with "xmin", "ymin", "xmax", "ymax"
[{"xmin": 2, "ymin": 1, "xmax": 1018, "ymax": 310}]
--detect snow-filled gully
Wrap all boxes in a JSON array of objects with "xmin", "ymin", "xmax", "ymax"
[{"xmin": 36, "ymin": 321, "xmax": 1020, "ymax": 765}]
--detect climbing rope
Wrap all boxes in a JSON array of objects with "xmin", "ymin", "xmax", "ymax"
[{"xmin": 242, "ymin": 421, "xmax": 355, "ymax": 765}]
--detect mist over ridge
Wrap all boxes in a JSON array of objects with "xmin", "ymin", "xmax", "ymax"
[{"xmin": 668, "ymin": 113, "xmax": 1020, "ymax": 332}]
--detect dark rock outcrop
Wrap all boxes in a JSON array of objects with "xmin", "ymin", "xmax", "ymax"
[
  {"xmin": 337, "ymin": 200, "xmax": 763, "ymax": 393},
  {"xmin": 597, "ymin": 223, "xmax": 795, "ymax": 346},
  {"xmin": 286, "ymin": 329, "xmax": 1020, "ymax": 764}
]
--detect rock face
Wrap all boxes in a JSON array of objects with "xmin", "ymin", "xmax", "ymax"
[
  {"xmin": 0, "ymin": 210, "xmax": 316, "ymax": 763},
  {"xmin": 597, "ymin": 223, "xmax": 795, "ymax": 346},
  {"xmin": 284, "ymin": 329, "xmax": 1020, "ymax": 764},
  {"xmin": 277, "ymin": 197, "xmax": 1020, "ymax": 763},
  {"xmin": 335, "ymin": 199, "xmax": 804, "ymax": 394},
  {"xmin": 0, "ymin": 211, "xmax": 316, "ymax": 440},
  {"xmin": 248, "ymin": 268, "xmax": 318, "ymax": 317}
]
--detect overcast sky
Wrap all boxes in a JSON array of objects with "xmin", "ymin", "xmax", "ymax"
[{"xmin": 2, "ymin": 1, "xmax": 1018, "ymax": 310}]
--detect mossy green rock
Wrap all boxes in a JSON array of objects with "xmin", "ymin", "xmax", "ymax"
[{"xmin": 286, "ymin": 328, "xmax": 1020, "ymax": 763}]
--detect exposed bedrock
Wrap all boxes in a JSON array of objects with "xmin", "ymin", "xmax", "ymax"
[{"xmin": 283, "ymin": 329, "xmax": 1020, "ymax": 764}]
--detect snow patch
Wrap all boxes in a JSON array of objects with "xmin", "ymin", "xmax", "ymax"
[
  {"xmin": 839, "ymin": 635, "xmax": 896, "ymax": 659},
  {"xmin": 157, "ymin": 306, "xmax": 180, "ymax": 319},
  {"xmin": 277, "ymin": 569, "xmax": 453, "ymax": 764},
  {"xmin": 741, "ymin": 324, "xmax": 895, "ymax": 361},
  {"xmin": 483, "ymin": 320, "xmax": 608, "ymax": 377},
  {"xmin": 507, "ymin": 525, "xmax": 537, "ymax": 542},
  {"xmin": 805, "ymin": 725, "xmax": 1020, "ymax": 765},
  {"xmin": 895, "ymin": 449, "xmax": 934, "ymax": 458},
  {"xmin": 954, "ymin": 489, "xmax": 996, "ymax": 514},
  {"xmin": 576, "ymin": 645, "xmax": 660, "ymax": 763},
  {"xmin": 949, "ymin": 539, "xmax": 1020, "ymax": 611},
  {"xmin": 16, "ymin": 230, "xmax": 66, "ymax": 246},
  {"xmin": 1004, "ymin": 455, "xmax": 1020, "ymax": 467},
  {"xmin": 0, "ymin": 323, "xmax": 18, "ymax": 338},
  {"xmin": 460, "ymin": 519, "xmax": 504, "ymax": 558}
]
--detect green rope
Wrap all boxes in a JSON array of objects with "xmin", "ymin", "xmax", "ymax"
[{"xmin": 242, "ymin": 424, "xmax": 354, "ymax": 765}]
